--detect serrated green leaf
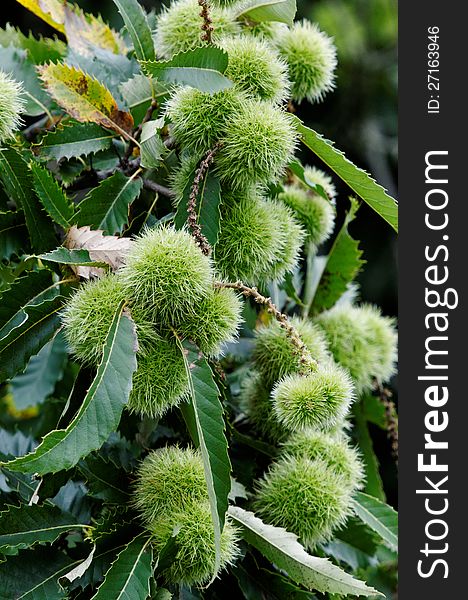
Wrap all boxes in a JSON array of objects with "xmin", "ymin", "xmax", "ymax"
[
  {"xmin": 38, "ymin": 63, "xmax": 135, "ymax": 140},
  {"xmin": 79, "ymin": 454, "xmax": 130, "ymax": 503},
  {"xmin": 0, "ymin": 270, "xmax": 63, "ymax": 340},
  {"xmin": 311, "ymin": 198, "xmax": 365, "ymax": 313},
  {"xmin": 2, "ymin": 303, "xmax": 137, "ymax": 474},
  {"xmin": 0, "ymin": 24, "xmax": 66, "ymax": 64},
  {"xmin": 179, "ymin": 340, "xmax": 231, "ymax": 580},
  {"xmin": 0, "ymin": 296, "xmax": 65, "ymax": 384},
  {"xmin": 36, "ymin": 122, "xmax": 115, "ymax": 162},
  {"xmin": 352, "ymin": 492, "xmax": 398, "ymax": 552},
  {"xmin": 229, "ymin": 507, "xmax": 383, "ymax": 597},
  {"xmin": 39, "ymin": 247, "xmax": 110, "ymax": 268},
  {"xmin": 0, "ymin": 211, "xmax": 28, "ymax": 260},
  {"xmin": 235, "ymin": 0, "xmax": 297, "ymax": 25},
  {"xmin": 74, "ymin": 171, "xmax": 143, "ymax": 234},
  {"xmin": 293, "ymin": 117, "xmax": 398, "ymax": 231},
  {"xmin": 140, "ymin": 120, "xmax": 166, "ymax": 169},
  {"xmin": 10, "ymin": 331, "xmax": 68, "ymax": 410},
  {"xmin": 30, "ymin": 163, "xmax": 74, "ymax": 229},
  {"xmin": 0, "ymin": 547, "xmax": 78, "ymax": 600},
  {"xmin": 91, "ymin": 534, "xmax": 153, "ymax": 600},
  {"xmin": 174, "ymin": 170, "xmax": 221, "ymax": 246},
  {"xmin": 142, "ymin": 47, "xmax": 232, "ymax": 93},
  {"xmin": 113, "ymin": 0, "xmax": 155, "ymax": 62},
  {"xmin": 0, "ymin": 503, "xmax": 85, "ymax": 553},
  {"xmin": 0, "ymin": 148, "xmax": 57, "ymax": 253}
]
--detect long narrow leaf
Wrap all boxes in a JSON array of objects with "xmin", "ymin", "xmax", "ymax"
[
  {"xmin": 0, "ymin": 148, "xmax": 57, "ymax": 252},
  {"xmin": 229, "ymin": 507, "xmax": 383, "ymax": 597},
  {"xmin": 1, "ymin": 303, "xmax": 137, "ymax": 474},
  {"xmin": 37, "ymin": 122, "xmax": 115, "ymax": 162},
  {"xmin": 91, "ymin": 534, "xmax": 153, "ymax": 600},
  {"xmin": 311, "ymin": 197, "xmax": 365, "ymax": 313},
  {"xmin": 352, "ymin": 492, "xmax": 398, "ymax": 551},
  {"xmin": 30, "ymin": 163, "xmax": 74, "ymax": 228},
  {"xmin": 0, "ymin": 503, "xmax": 86, "ymax": 553},
  {"xmin": 293, "ymin": 116, "xmax": 398, "ymax": 231},
  {"xmin": 112, "ymin": 0, "xmax": 155, "ymax": 62},
  {"xmin": 0, "ymin": 296, "xmax": 65, "ymax": 384},
  {"xmin": 179, "ymin": 340, "xmax": 231, "ymax": 580},
  {"xmin": 142, "ymin": 47, "xmax": 232, "ymax": 93},
  {"xmin": 75, "ymin": 171, "xmax": 142, "ymax": 234}
]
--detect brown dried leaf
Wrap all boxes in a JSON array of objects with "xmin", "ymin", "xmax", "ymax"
[{"xmin": 65, "ymin": 225, "xmax": 133, "ymax": 279}]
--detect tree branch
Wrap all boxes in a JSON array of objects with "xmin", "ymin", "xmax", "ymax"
[
  {"xmin": 187, "ymin": 144, "xmax": 220, "ymax": 256},
  {"xmin": 198, "ymin": 0, "xmax": 213, "ymax": 44},
  {"xmin": 215, "ymin": 280, "xmax": 317, "ymax": 373},
  {"xmin": 142, "ymin": 179, "xmax": 175, "ymax": 198}
]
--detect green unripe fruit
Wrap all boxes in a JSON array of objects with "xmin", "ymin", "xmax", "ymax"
[
  {"xmin": 176, "ymin": 286, "xmax": 242, "ymax": 357},
  {"xmin": 253, "ymin": 317, "xmax": 329, "ymax": 389},
  {"xmin": 155, "ymin": 0, "xmax": 240, "ymax": 58},
  {"xmin": 61, "ymin": 275, "xmax": 152, "ymax": 367},
  {"xmin": 279, "ymin": 185, "xmax": 335, "ymax": 246},
  {"xmin": 215, "ymin": 99, "xmax": 298, "ymax": 190},
  {"xmin": 315, "ymin": 304, "xmax": 397, "ymax": 392},
  {"xmin": 128, "ymin": 335, "xmax": 189, "ymax": 418},
  {"xmin": 275, "ymin": 20, "xmax": 337, "ymax": 103},
  {"xmin": 149, "ymin": 500, "xmax": 239, "ymax": 585},
  {"xmin": 133, "ymin": 446, "xmax": 207, "ymax": 525},
  {"xmin": 254, "ymin": 455, "xmax": 352, "ymax": 548},
  {"xmin": 263, "ymin": 201, "xmax": 305, "ymax": 282},
  {"xmin": 220, "ymin": 35, "xmax": 290, "ymax": 103},
  {"xmin": 0, "ymin": 71, "xmax": 24, "ymax": 142},
  {"xmin": 272, "ymin": 362, "xmax": 354, "ymax": 432},
  {"xmin": 166, "ymin": 87, "xmax": 246, "ymax": 154},
  {"xmin": 282, "ymin": 429, "xmax": 364, "ymax": 489},
  {"xmin": 214, "ymin": 191, "xmax": 284, "ymax": 284},
  {"xmin": 119, "ymin": 227, "xmax": 212, "ymax": 323},
  {"xmin": 170, "ymin": 152, "xmax": 200, "ymax": 201},
  {"xmin": 360, "ymin": 305, "xmax": 398, "ymax": 384},
  {"xmin": 303, "ymin": 166, "xmax": 337, "ymax": 201},
  {"xmin": 240, "ymin": 371, "xmax": 287, "ymax": 443}
]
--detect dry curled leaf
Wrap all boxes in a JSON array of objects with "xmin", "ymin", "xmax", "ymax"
[{"xmin": 65, "ymin": 225, "xmax": 133, "ymax": 279}]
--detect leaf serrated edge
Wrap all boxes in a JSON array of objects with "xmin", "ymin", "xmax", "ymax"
[
  {"xmin": 90, "ymin": 533, "xmax": 152, "ymax": 600},
  {"xmin": 37, "ymin": 63, "xmax": 137, "ymax": 143}
]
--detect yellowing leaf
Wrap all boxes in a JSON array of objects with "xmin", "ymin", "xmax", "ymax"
[
  {"xmin": 63, "ymin": 5, "xmax": 127, "ymax": 57},
  {"xmin": 15, "ymin": 0, "xmax": 66, "ymax": 34},
  {"xmin": 15, "ymin": 0, "xmax": 125, "ymax": 55},
  {"xmin": 65, "ymin": 225, "xmax": 133, "ymax": 279},
  {"xmin": 38, "ymin": 63, "xmax": 135, "ymax": 140}
]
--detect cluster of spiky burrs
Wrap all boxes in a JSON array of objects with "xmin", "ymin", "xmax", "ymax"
[
  {"xmin": 62, "ymin": 227, "xmax": 242, "ymax": 419},
  {"xmin": 160, "ymin": 0, "xmax": 340, "ymax": 283}
]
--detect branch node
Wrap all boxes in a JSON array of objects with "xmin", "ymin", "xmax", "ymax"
[{"xmin": 215, "ymin": 280, "xmax": 318, "ymax": 373}]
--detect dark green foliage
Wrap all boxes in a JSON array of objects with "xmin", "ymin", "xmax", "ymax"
[{"xmin": 0, "ymin": 1, "xmax": 397, "ymax": 597}]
